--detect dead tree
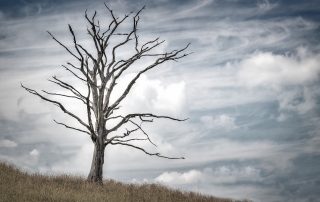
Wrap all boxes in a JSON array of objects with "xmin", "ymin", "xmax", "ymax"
[{"xmin": 21, "ymin": 5, "xmax": 189, "ymax": 184}]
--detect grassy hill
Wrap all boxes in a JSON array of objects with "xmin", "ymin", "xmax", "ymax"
[{"xmin": 0, "ymin": 162, "xmax": 248, "ymax": 202}]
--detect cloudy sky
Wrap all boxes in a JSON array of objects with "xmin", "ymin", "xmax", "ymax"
[{"xmin": 1, "ymin": 0, "xmax": 320, "ymax": 201}]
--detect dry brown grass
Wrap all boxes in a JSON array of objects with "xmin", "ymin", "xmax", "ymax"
[{"xmin": 0, "ymin": 162, "xmax": 247, "ymax": 202}]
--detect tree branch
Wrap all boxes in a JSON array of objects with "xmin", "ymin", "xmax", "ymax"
[
  {"xmin": 109, "ymin": 142, "xmax": 184, "ymax": 159},
  {"xmin": 41, "ymin": 90, "xmax": 88, "ymax": 105},
  {"xmin": 47, "ymin": 31, "xmax": 80, "ymax": 61},
  {"xmin": 107, "ymin": 113, "xmax": 187, "ymax": 134},
  {"xmin": 61, "ymin": 65, "xmax": 87, "ymax": 82},
  {"xmin": 53, "ymin": 119, "xmax": 91, "ymax": 136},
  {"xmin": 128, "ymin": 119, "xmax": 157, "ymax": 147},
  {"xmin": 48, "ymin": 76, "xmax": 87, "ymax": 101},
  {"xmin": 21, "ymin": 83, "xmax": 91, "ymax": 131}
]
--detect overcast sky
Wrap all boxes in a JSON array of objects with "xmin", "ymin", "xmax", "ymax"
[{"xmin": 1, "ymin": 0, "xmax": 320, "ymax": 201}]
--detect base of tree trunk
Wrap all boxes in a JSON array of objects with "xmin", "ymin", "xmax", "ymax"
[{"xmin": 87, "ymin": 142, "xmax": 105, "ymax": 184}]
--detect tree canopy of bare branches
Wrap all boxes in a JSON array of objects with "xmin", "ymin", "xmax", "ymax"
[{"xmin": 21, "ymin": 4, "xmax": 190, "ymax": 184}]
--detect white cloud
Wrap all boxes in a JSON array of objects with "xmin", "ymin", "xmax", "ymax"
[
  {"xmin": 153, "ymin": 166, "xmax": 265, "ymax": 201},
  {"xmin": 116, "ymin": 74, "xmax": 187, "ymax": 116},
  {"xmin": 29, "ymin": 149, "xmax": 39, "ymax": 156},
  {"xmin": 237, "ymin": 48, "xmax": 320, "ymax": 90},
  {"xmin": 155, "ymin": 166, "xmax": 261, "ymax": 185},
  {"xmin": 236, "ymin": 48, "xmax": 320, "ymax": 115},
  {"xmin": 155, "ymin": 169, "xmax": 203, "ymax": 184},
  {"xmin": 277, "ymin": 86, "xmax": 317, "ymax": 114},
  {"xmin": 0, "ymin": 139, "xmax": 17, "ymax": 148},
  {"xmin": 174, "ymin": 0, "xmax": 215, "ymax": 17},
  {"xmin": 200, "ymin": 114, "xmax": 238, "ymax": 130},
  {"xmin": 181, "ymin": 48, "xmax": 320, "ymax": 111},
  {"xmin": 257, "ymin": 0, "xmax": 277, "ymax": 12}
]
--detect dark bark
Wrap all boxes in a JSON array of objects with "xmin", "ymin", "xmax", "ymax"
[{"xmin": 87, "ymin": 140, "xmax": 105, "ymax": 184}]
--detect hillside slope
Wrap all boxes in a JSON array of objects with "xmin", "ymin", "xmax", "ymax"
[{"xmin": 0, "ymin": 162, "xmax": 247, "ymax": 202}]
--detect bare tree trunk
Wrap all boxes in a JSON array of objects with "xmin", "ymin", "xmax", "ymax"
[{"xmin": 87, "ymin": 140, "xmax": 105, "ymax": 184}]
